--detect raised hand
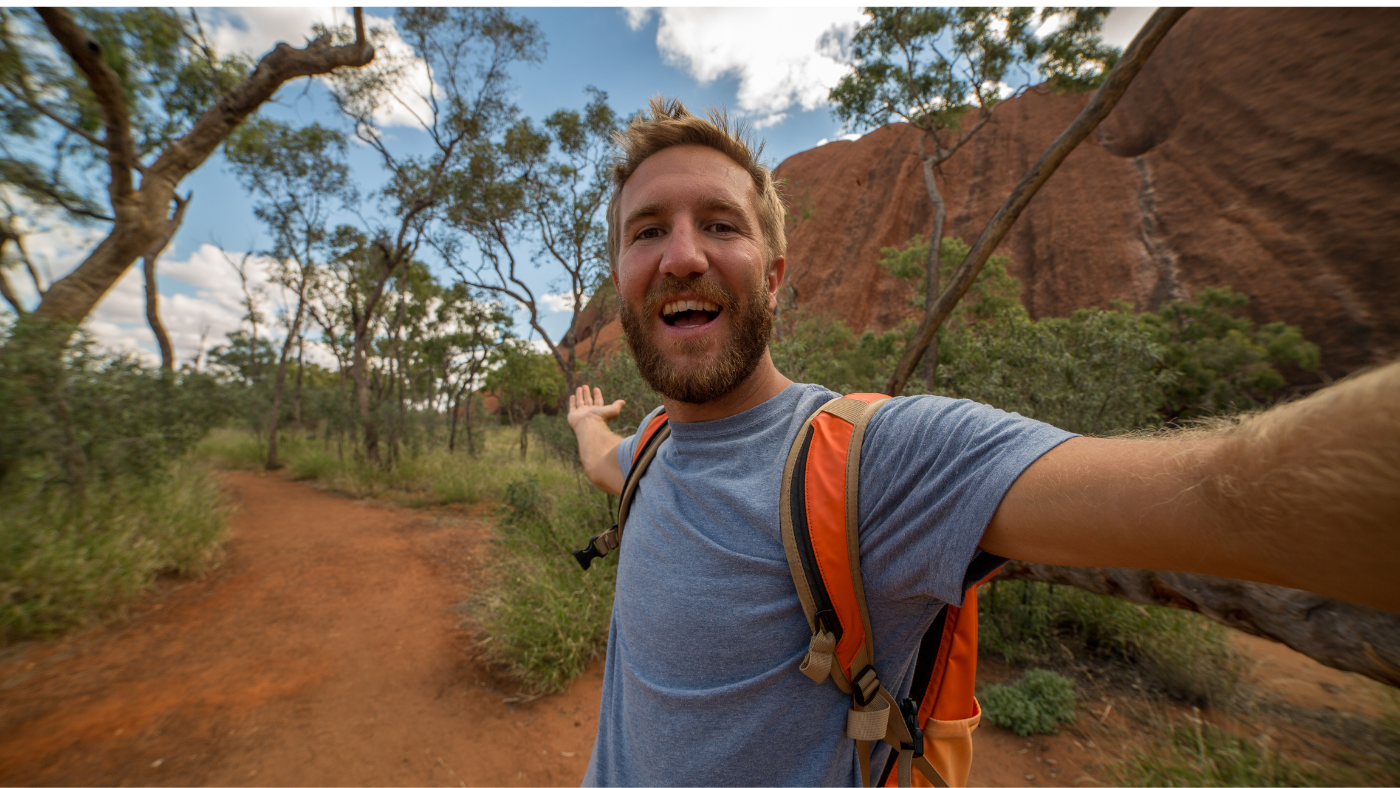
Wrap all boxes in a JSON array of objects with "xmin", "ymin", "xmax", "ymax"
[{"xmin": 568, "ymin": 385, "xmax": 625, "ymax": 432}]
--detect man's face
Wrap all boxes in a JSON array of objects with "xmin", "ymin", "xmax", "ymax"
[{"xmin": 613, "ymin": 145, "xmax": 784, "ymax": 404}]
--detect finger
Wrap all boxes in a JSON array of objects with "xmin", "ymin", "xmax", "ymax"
[
  {"xmin": 569, "ymin": 393, "xmax": 576, "ymax": 412},
  {"xmin": 593, "ymin": 386, "xmax": 603, "ymax": 406}
]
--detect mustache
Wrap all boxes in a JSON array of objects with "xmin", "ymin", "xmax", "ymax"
[{"xmin": 641, "ymin": 276, "xmax": 740, "ymax": 316}]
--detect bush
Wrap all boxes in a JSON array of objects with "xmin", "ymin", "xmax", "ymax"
[
  {"xmin": 980, "ymin": 580, "xmax": 1240, "ymax": 707},
  {"xmin": 981, "ymin": 668, "xmax": 1078, "ymax": 736},
  {"xmin": 0, "ymin": 462, "xmax": 229, "ymax": 643}
]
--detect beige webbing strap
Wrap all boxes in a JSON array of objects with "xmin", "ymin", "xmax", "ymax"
[
  {"xmin": 593, "ymin": 525, "xmax": 620, "ymax": 557},
  {"xmin": 800, "ymin": 628, "xmax": 836, "ymax": 683}
]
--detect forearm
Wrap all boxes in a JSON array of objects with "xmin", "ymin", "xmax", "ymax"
[
  {"xmin": 985, "ymin": 362, "xmax": 1400, "ymax": 611},
  {"xmin": 576, "ymin": 416, "xmax": 625, "ymax": 496},
  {"xmin": 1199, "ymin": 362, "xmax": 1400, "ymax": 610}
]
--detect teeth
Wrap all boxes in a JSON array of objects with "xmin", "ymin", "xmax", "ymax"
[{"xmin": 662, "ymin": 300, "xmax": 720, "ymax": 316}]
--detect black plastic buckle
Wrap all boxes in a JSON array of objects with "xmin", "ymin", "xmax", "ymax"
[
  {"xmin": 572, "ymin": 534, "xmax": 606, "ymax": 570},
  {"xmin": 899, "ymin": 697, "xmax": 924, "ymax": 759},
  {"xmin": 852, "ymin": 664, "xmax": 879, "ymax": 706}
]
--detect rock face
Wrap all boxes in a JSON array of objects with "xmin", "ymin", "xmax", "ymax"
[{"xmin": 774, "ymin": 7, "xmax": 1400, "ymax": 378}]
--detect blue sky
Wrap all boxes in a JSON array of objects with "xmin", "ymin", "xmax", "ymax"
[{"xmin": 8, "ymin": 6, "xmax": 1154, "ymax": 367}]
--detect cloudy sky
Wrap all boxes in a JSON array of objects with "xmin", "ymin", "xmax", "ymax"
[{"xmin": 5, "ymin": 6, "xmax": 1156, "ymax": 368}]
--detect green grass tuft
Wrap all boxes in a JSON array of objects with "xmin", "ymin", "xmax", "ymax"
[
  {"xmin": 981, "ymin": 668, "xmax": 1078, "ymax": 736},
  {"xmin": 0, "ymin": 462, "xmax": 229, "ymax": 644}
]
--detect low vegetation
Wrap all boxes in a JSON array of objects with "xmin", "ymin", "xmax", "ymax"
[{"xmin": 981, "ymin": 668, "xmax": 1079, "ymax": 736}]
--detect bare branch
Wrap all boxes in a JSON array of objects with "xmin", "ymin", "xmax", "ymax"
[{"xmin": 1, "ymin": 82, "xmax": 108, "ymax": 151}]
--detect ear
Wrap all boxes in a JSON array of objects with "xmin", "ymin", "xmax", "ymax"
[{"xmin": 766, "ymin": 255, "xmax": 786, "ymax": 311}]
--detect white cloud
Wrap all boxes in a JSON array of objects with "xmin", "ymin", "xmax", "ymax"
[
  {"xmin": 647, "ymin": 8, "xmax": 866, "ymax": 128},
  {"xmin": 201, "ymin": 8, "xmax": 433, "ymax": 129},
  {"xmin": 816, "ymin": 132, "xmax": 863, "ymax": 147},
  {"xmin": 540, "ymin": 292, "xmax": 577, "ymax": 314},
  {"xmin": 624, "ymin": 7, "xmax": 655, "ymax": 31},
  {"xmin": 1100, "ymin": 7, "xmax": 1159, "ymax": 51}
]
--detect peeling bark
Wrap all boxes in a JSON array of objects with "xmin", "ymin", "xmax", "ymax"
[{"xmin": 998, "ymin": 561, "xmax": 1400, "ymax": 689}]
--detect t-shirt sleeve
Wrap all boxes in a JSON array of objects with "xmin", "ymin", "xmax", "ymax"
[
  {"xmin": 858, "ymin": 396, "xmax": 1076, "ymax": 607},
  {"xmin": 616, "ymin": 407, "xmax": 665, "ymax": 479}
]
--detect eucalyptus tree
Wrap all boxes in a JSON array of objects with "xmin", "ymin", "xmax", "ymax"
[
  {"xmin": 437, "ymin": 88, "xmax": 619, "ymax": 393},
  {"xmin": 830, "ymin": 7, "xmax": 1117, "ymax": 386},
  {"xmin": 321, "ymin": 7, "xmax": 542, "ymax": 461},
  {"xmin": 225, "ymin": 119, "xmax": 354, "ymax": 470},
  {"xmin": 0, "ymin": 6, "xmax": 372, "ymax": 349},
  {"xmin": 426, "ymin": 285, "xmax": 512, "ymax": 454}
]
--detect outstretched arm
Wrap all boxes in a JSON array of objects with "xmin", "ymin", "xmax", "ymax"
[
  {"xmin": 981, "ymin": 362, "xmax": 1400, "ymax": 612},
  {"xmin": 568, "ymin": 385, "xmax": 626, "ymax": 496}
]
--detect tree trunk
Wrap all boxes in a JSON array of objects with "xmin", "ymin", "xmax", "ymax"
[
  {"xmin": 140, "ymin": 194, "xmax": 188, "ymax": 371},
  {"xmin": 266, "ymin": 280, "xmax": 309, "ymax": 470},
  {"xmin": 448, "ymin": 391, "xmax": 462, "ymax": 453},
  {"xmin": 920, "ymin": 154, "xmax": 946, "ymax": 391},
  {"xmin": 997, "ymin": 561, "xmax": 1400, "ymax": 689},
  {"xmin": 293, "ymin": 333, "xmax": 305, "ymax": 428}
]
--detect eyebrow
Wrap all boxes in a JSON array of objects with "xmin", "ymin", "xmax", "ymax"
[{"xmin": 621, "ymin": 197, "xmax": 749, "ymax": 238}]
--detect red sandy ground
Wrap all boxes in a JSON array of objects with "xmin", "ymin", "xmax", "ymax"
[{"xmin": 0, "ymin": 472, "xmax": 1389, "ymax": 786}]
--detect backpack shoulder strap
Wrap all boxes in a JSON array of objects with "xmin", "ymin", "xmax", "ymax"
[{"xmin": 572, "ymin": 411, "xmax": 669, "ymax": 570}]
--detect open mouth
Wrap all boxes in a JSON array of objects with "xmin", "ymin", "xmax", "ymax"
[{"xmin": 661, "ymin": 299, "xmax": 721, "ymax": 328}]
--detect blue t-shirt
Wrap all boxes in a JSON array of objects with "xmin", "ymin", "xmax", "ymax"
[{"xmin": 583, "ymin": 383, "xmax": 1074, "ymax": 787}]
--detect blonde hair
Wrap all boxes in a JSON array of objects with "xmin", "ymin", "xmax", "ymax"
[{"xmin": 606, "ymin": 96, "xmax": 786, "ymax": 273}]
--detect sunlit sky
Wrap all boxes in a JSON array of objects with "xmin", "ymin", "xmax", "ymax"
[{"xmin": 8, "ymin": 6, "xmax": 1156, "ymax": 367}]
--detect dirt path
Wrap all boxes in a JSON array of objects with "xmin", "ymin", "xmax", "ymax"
[
  {"xmin": 0, "ymin": 472, "xmax": 600, "ymax": 787},
  {"xmin": 1, "ymin": 471, "xmax": 1392, "ymax": 786}
]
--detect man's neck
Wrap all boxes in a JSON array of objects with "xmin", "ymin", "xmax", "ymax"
[{"xmin": 661, "ymin": 353, "xmax": 794, "ymax": 423}]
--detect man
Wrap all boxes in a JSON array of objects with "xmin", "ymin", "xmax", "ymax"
[{"xmin": 567, "ymin": 97, "xmax": 1399, "ymax": 786}]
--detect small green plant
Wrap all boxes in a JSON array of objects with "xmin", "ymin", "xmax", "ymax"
[{"xmin": 981, "ymin": 668, "xmax": 1078, "ymax": 736}]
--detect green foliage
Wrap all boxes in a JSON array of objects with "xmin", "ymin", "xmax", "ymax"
[
  {"xmin": 1147, "ymin": 287, "xmax": 1320, "ymax": 421},
  {"xmin": 980, "ymin": 580, "xmax": 1241, "ymax": 707},
  {"xmin": 981, "ymin": 668, "xmax": 1078, "ymax": 737},
  {"xmin": 1, "ymin": 321, "xmax": 233, "ymax": 491},
  {"xmin": 475, "ymin": 474, "xmax": 616, "ymax": 694},
  {"xmin": 778, "ymin": 234, "xmax": 1320, "ymax": 435},
  {"xmin": 1112, "ymin": 718, "xmax": 1378, "ymax": 787},
  {"xmin": 0, "ymin": 461, "xmax": 228, "ymax": 644},
  {"xmin": 830, "ymin": 8, "xmax": 1117, "ymax": 137},
  {"xmin": 0, "ymin": 7, "xmax": 249, "ymax": 222}
]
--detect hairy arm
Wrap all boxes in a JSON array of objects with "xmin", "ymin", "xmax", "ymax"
[
  {"xmin": 981, "ymin": 362, "xmax": 1400, "ymax": 612},
  {"xmin": 568, "ymin": 385, "xmax": 625, "ymax": 496}
]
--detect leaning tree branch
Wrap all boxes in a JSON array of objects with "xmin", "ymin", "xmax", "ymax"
[
  {"xmin": 35, "ymin": 8, "xmax": 137, "ymax": 200},
  {"xmin": 997, "ymin": 561, "xmax": 1400, "ymax": 690},
  {"xmin": 2, "ymin": 82, "xmax": 109, "ymax": 151},
  {"xmin": 884, "ymin": 7, "xmax": 1190, "ymax": 395},
  {"xmin": 26, "ymin": 8, "xmax": 373, "ymax": 334}
]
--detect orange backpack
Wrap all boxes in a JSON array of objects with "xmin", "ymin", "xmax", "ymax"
[{"xmin": 574, "ymin": 394, "xmax": 990, "ymax": 788}]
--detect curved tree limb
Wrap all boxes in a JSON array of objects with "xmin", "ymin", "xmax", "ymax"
[
  {"xmin": 26, "ymin": 7, "xmax": 373, "ymax": 335},
  {"xmin": 998, "ymin": 561, "xmax": 1400, "ymax": 690},
  {"xmin": 885, "ymin": 7, "xmax": 1191, "ymax": 395}
]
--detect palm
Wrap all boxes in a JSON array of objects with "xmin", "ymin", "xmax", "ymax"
[{"xmin": 568, "ymin": 385, "xmax": 624, "ymax": 430}]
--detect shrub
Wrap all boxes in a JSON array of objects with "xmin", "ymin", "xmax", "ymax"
[
  {"xmin": 980, "ymin": 580, "xmax": 1240, "ymax": 707},
  {"xmin": 981, "ymin": 668, "xmax": 1078, "ymax": 736}
]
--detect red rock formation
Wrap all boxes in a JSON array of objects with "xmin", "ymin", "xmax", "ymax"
[
  {"xmin": 776, "ymin": 7, "xmax": 1400, "ymax": 378},
  {"xmin": 575, "ymin": 9, "xmax": 1399, "ymax": 379}
]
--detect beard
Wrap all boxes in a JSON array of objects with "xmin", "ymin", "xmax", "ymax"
[{"xmin": 619, "ymin": 274, "xmax": 773, "ymax": 404}]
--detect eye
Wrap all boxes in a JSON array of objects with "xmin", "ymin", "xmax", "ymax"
[
  {"xmin": 709, "ymin": 221, "xmax": 736, "ymax": 234},
  {"xmin": 635, "ymin": 226, "xmax": 663, "ymax": 241}
]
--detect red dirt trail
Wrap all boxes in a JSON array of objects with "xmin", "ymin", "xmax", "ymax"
[{"xmin": 0, "ymin": 472, "xmax": 1387, "ymax": 786}]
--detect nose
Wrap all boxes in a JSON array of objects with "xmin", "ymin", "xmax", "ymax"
[{"xmin": 657, "ymin": 221, "xmax": 708, "ymax": 280}]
